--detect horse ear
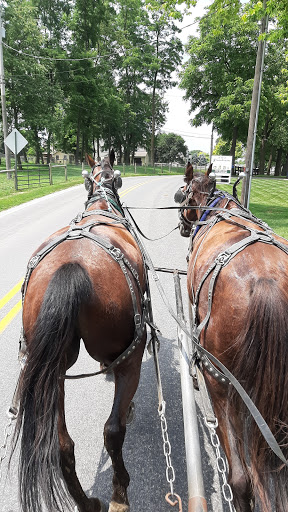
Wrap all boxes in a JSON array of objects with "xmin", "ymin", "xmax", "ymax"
[
  {"xmin": 86, "ymin": 154, "xmax": 95, "ymax": 169},
  {"xmin": 206, "ymin": 163, "xmax": 213, "ymax": 176},
  {"xmin": 185, "ymin": 161, "xmax": 193, "ymax": 183},
  {"xmin": 109, "ymin": 148, "xmax": 115, "ymax": 167}
]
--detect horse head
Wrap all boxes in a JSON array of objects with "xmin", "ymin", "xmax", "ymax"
[
  {"xmin": 175, "ymin": 162, "xmax": 216, "ymax": 237},
  {"xmin": 83, "ymin": 149, "xmax": 122, "ymax": 200}
]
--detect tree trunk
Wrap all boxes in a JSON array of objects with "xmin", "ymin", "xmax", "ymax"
[
  {"xmin": 22, "ymin": 149, "xmax": 28, "ymax": 163},
  {"xmin": 229, "ymin": 125, "xmax": 238, "ymax": 170},
  {"xmin": 150, "ymin": 80, "xmax": 157, "ymax": 166},
  {"xmin": 274, "ymin": 148, "xmax": 283, "ymax": 176},
  {"xmin": 46, "ymin": 132, "xmax": 51, "ymax": 164},
  {"xmin": 75, "ymin": 116, "xmax": 81, "ymax": 165},
  {"xmin": 259, "ymin": 121, "xmax": 269, "ymax": 173},
  {"xmin": 118, "ymin": 144, "xmax": 123, "ymax": 164},
  {"xmin": 266, "ymin": 152, "xmax": 273, "ymax": 175},
  {"xmin": 282, "ymin": 152, "xmax": 288, "ymax": 177},
  {"xmin": 124, "ymin": 147, "xmax": 130, "ymax": 165}
]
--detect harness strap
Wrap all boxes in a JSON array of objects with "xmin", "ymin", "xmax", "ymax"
[
  {"xmin": 124, "ymin": 206, "xmax": 179, "ymax": 241},
  {"xmin": 20, "ymin": 214, "xmax": 147, "ymax": 381},
  {"xmin": 70, "ymin": 209, "xmax": 129, "ymax": 226},
  {"xmin": 123, "ymin": 207, "xmax": 288, "ymax": 467}
]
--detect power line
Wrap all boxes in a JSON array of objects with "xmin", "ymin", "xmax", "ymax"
[
  {"xmin": 3, "ymin": 42, "xmax": 101, "ymax": 61},
  {"xmin": 161, "ymin": 128, "xmax": 211, "ymax": 139}
]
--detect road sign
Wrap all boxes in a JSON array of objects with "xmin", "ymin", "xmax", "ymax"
[
  {"xmin": 211, "ymin": 155, "xmax": 232, "ymax": 183},
  {"xmin": 4, "ymin": 128, "xmax": 28, "ymax": 155}
]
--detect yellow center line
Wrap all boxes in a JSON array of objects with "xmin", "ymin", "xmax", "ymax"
[
  {"xmin": 0, "ymin": 279, "xmax": 23, "ymax": 310},
  {"xmin": 0, "ymin": 299, "xmax": 22, "ymax": 334}
]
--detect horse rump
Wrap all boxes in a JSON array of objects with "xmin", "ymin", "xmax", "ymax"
[
  {"xmin": 12, "ymin": 262, "xmax": 93, "ymax": 512},
  {"xmin": 228, "ymin": 277, "xmax": 288, "ymax": 512}
]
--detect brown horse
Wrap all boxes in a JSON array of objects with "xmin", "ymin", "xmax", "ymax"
[
  {"xmin": 176, "ymin": 164, "xmax": 288, "ymax": 512},
  {"xmin": 13, "ymin": 151, "xmax": 147, "ymax": 512}
]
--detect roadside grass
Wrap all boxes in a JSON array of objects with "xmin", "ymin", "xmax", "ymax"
[
  {"xmin": 221, "ymin": 178, "xmax": 288, "ymax": 239},
  {"xmin": 0, "ymin": 164, "xmax": 287, "ymax": 239},
  {"xmin": 0, "ymin": 163, "xmax": 184, "ymax": 212}
]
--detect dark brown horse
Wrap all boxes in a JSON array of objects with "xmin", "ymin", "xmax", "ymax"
[
  {"xmin": 176, "ymin": 164, "xmax": 288, "ymax": 512},
  {"xmin": 13, "ymin": 151, "xmax": 147, "ymax": 512}
]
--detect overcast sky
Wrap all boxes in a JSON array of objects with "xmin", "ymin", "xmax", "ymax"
[{"xmin": 162, "ymin": 1, "xmax": 214, "ymax": 154}]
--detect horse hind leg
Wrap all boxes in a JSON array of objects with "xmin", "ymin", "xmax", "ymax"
[
  {"xmin": 58, "ymin": 381, "xmax": 107, "ymax": 512},
  {"xmin": 222, "ymin": 417, "xmax": 254, "ymax": 512},
  {"xmin": 104, "ymin": 341, "xmax": 145, "ymax": 512}
]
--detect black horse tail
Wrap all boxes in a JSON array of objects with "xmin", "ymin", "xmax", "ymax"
[
  {"xmin": 12, "ymin": 262, "xmax": 93, "ymax": 512},
  {"xmin": 229, "ymin": 277, "xmax": 288, "ymax": 512}
]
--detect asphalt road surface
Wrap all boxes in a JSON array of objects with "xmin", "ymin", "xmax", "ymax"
[{"xmin": 0, "ymin": 175, "xmax": 230, "ymax": 512}]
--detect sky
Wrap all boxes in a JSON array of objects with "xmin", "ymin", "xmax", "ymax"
[{"xmin": 162, "ymin": 1, "xmax": 214, "ymax": 155}]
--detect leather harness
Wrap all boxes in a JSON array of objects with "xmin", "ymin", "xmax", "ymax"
[{"xmin": 19, "ymin": 179, "xmax": 148, "ymax": 379}]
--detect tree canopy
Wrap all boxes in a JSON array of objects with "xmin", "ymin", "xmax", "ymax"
[
  {"xmin": 155, "ymin": 132, "xmax": 188, "ymax": 163},
  {"xmin": 2, "ymin": 0, "xmax": 288, "ymax": 174},
  {"xmin": 180, "ymin": 0, "xmax": 288, "ymax": 173},
  {"xmin": 2, "ymin": 0, "xmax": 183, "ymax": 164}
]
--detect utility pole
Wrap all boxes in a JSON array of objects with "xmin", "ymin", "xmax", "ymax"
[
  {"xmin": 0, "ymin": 2, "xmax": 11, "ymax": 172},
  {"xmin": 241, "ymin": 0, "xmax": 268, "ymax": 207}
]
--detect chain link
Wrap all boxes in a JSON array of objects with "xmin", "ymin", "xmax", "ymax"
[
  {"xmin": 159, "ymin": 401, "xmax": 175, "ymax": 498},
  {"xmin": 205, "ymin": 419, "xmax": 235, "ymax": 512}
]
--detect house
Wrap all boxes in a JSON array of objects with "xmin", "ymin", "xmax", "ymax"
[
  {"xmin": 51, "ymin": 151, "xmax": 75, "ymax": 164},
  {"xmin": 132, "ymin": 148, "xmax": 148, "ymax": 166}
]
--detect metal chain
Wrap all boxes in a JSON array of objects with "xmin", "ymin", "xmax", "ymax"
[
  {"xmin": 158, "ymin": 400, "xmax": 175, "ymax": 498},
  {"xmin": 0, "ymin": 410, "xmax": 17, "ymax": 482},
  {"xmin": 205, "ymin": 418, "xmax": 235, "ymax": 512}
]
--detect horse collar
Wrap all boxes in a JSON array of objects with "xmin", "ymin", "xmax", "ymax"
[{"xmin": 192, "ymin": 195, "xmax": 224, "ymax": 239}]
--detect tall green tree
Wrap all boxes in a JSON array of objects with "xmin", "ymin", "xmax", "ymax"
[
  {"xmin": 180, "ymin": 2, "xmax": 259, "ymax": 168},
  {"xmin": 155, "ymin": 132, "xmax": 188, "ymax": 163},
  {"xmin": 144, "ymin": 10, "xmax": 183, "ymax": 164}
]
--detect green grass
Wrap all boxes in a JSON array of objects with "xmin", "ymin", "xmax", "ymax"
[
  {"xmin": 0, "ymin": 164, "xmax": 287, "ymax": 239},
  {"xmin": 0, "ymin": 163, "xmax": 184, "ymax": 212},
  {"xmin": 221, "ymin": 178, "xmax": 288, "ymax": 239}
]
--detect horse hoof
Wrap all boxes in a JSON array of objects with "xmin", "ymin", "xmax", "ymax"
[
  {"xmin": 108, "ymin": 502, "xmax": 129, "ymax": 512},
  {"xmin": 126, "ymin": 401, "xmax": 135, "ymax": 425}
]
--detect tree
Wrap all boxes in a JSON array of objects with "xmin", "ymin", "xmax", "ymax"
[
  {"xmin": 155, "ymin": 132, "xmax": 188, "ymax": 163},
  {"xmin": 144, "ymin": 9, "xmax": 183, "ymax": 164},
  {"xmin": 180, "ymin": 2, "xmax": 259, "ymax": 168}
]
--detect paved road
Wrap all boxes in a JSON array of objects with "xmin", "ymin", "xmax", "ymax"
[{"xmin": 0, "ymin": 176, "xmax": 228, "ymax": 512}]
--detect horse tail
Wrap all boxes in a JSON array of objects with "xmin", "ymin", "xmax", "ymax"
[
  {"xmin": 229, "ymin": 277, "xmax": 288, "ymax": 512},
  {"xmin": 13, "ymin": 262, "xmax": 93, "ymax": 512}
]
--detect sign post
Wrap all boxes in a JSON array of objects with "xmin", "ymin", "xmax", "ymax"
[{"xmin": 4, "ymin": 128, "xmax": 28, "ymax": 190}]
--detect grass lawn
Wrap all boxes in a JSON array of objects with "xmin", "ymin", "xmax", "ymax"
[
  {"xmin": 0, "ymin": 164, "xmax": 287, "ymax": 239},
  {"xmin": 221, "ymin": 178, "xmax": 288, "ymax": 239}
]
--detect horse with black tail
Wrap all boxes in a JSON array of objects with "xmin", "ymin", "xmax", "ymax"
[
  {"xmin": 12, "ymin": 150, "xmax": 148, "ymax": 512},
  {"xmin": 175, "ymin": 163, "xmax": 288, "ymax": 512}
]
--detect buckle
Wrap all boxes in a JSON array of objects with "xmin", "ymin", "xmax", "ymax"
[
  {"xmin": 110, "ymin": 247, "xmax": 123, "ymax": 260},
  {"xmin": 28, "ymin": 255, "xmax": 40, "ymax": 269},
  {"xmin": 134, "ymin": 313, "xmax": 141, "ymax": 328},
  {"xmin": 216, "ymin": 252, "xmax": 230, "ymax": 266}
]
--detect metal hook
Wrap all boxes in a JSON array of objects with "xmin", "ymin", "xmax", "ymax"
[{"xmin": 165, "ymin": 493, "xmax": 183, "ymax": 511}]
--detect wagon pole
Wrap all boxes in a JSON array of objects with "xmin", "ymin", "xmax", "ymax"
[{"xmin": 173, "ymin": 271, "xmax": 207, "ymax": 512}]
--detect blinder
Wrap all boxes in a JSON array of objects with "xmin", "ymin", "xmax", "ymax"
[
  {"xmin": 174, "ymin": 186, "xmax": 186, "ymax": 204},
  {"xmin": 113, "ymin": 170, "xmax": 122, "ymax": 190}
]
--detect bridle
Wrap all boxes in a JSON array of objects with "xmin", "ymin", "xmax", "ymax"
[
  {"xmin": 82, "ymin": 160, "xmax": 123, "ymax": 211},
  {"xmin": 177, "ymin": 177, "xmax": 216, "ymax": 237}
]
